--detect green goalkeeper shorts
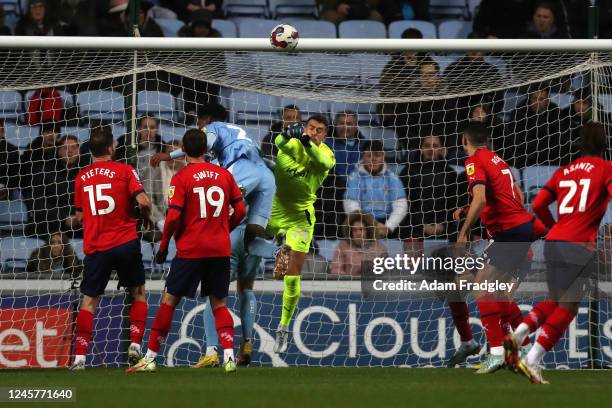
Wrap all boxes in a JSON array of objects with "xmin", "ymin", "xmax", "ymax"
[{"xmin": 267, "ymin": 207, "xmax": 315, "ymax": 254}]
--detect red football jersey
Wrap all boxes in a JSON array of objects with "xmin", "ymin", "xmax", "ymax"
[
  {"xmin": 465, "ymin": 148, "xmax": 533, "ymax": 236},
  {"xmin": 74, "ymin": 161, "xmax": 145, "ymax": 255},
  {"xmin": 167, "ymin": 162, "xmax": 243, "ymax": 258},
  {"xmin": 539, "ymin": 156, "xmax": 612, "ymax": 243}
]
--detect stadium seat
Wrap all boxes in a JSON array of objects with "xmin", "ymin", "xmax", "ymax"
[
  {"xmin": 330, "ymin": 102, "xmax": 378, "ymax": 125},
  {"xmin": 154, "ymin": 18, "xmax": 184, "ymax": 37},
  {"xmin": 234, "ymin": 18, "xmax": 280, "ymax": 37},
  {"xmin": 242, "ymin": 125, "xmax": 269, "ymax": 144},
  {"xmin": 501, "ymin": 91, "xmax": 527, "ymax": 121},
  {"xmin": 310, "ymin": 54, "xmax": 361, "ymax": 88},
  {"xmin": 549, "ymin": 93, "xmax": 575, "ymax": 110},
  {"xmin": 159, "ymin": 124, "xmax": 189, "ymax": 143},
  {"xmin": 137, "ymin": 91, "xmax": 176, "ymax": 121},
  {"xmin": 229, "ymin": 90, "xmax": 279, "ymax": 124},
  {"xmin": 338, "ymin": 20, "xmax": 386, "ymax": 39},
  {"xmin": 0, "ymin": 237, "xmax": 42, "ymax": 271},
  {"xmin": 468, "ymin": 0, "xmax": 481, "ymax": 19},
  {"xmin": 598, "ymin": 94, "xmax": 612, "ymax": 113},
  {"xmin": 289, "ymin": 20, "xmax": 336, "ymax": 38},
  {"xmin": 269, "ymin": 0, "xmax": 317, "ymax": 19},
  {"xmin": 359, "ymin": 126, "xmax": 397, "ymax": 150},
  {"xmin": 212, "ymin": 19, "xmax": 238, "ymax": 37},
  {"xmin": 224, "ymin": 0, "xmax": 268, "ymax": 18},
  {"xmin": 111, "ymin": 124, "xmax": 126, "ymax": 139},
  {"xmin": 0, "ymin": 199, "xmax": 28, "ymax": 234},
  {"xmin": 388, "ymin": 20, "xmax": 437, "ymax": 39},
  {"xmin": 279, "ymin": 97, "xmax": 329, "ymax": 118},
  {"xmin": 76, "ymin": 90, "xmax": 125, "ymax": 122},
  {"xmin": 3, "ymin": 125, "xmax": 39, "ymax": 148},
  {"xmin": 430, "ymin": 0, "xmax": 469, "ymax": 19},
  {"xmin": 0, "ymin": 90, "xmax": 22, "ymax": 121},
  {"xmin": 352, "ymin": 53, "xmax": 391, "ymax": 87},
  {"xmin": 71, "ymin": 238, "xmax": 84, "ymax": 260},
  {"xmin": 522, "ymin": 165, "xmax": 559, "ymax": 217},
  {"xmin": 316, "ymin": 239, "xmax": 339, "ymax": 262},
  {"xmin": 434, "ymin": 54, "xmax": 460, "ymax": 75},
  {"xmin": 600, "ymin": 203, "xmax": 612, "ymax": 236},
  {"xmin": 61, "ymin": 126, "xmax": 90, "ymax": 142},
  {"xmin": 437, "ymin": 20, "xmax": 473, "ymax": 39}
]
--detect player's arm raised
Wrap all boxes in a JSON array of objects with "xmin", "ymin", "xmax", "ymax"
[{"xmin": 458, "ymin": 184, "xmax": 486, "ymax": 243}]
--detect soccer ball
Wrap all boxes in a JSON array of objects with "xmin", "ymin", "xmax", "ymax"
[{"xmin": 270, "ymin": 24, "xmax": 299, "ymax": 51}]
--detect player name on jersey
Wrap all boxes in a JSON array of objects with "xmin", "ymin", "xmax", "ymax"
[
  {"xmin": 79, "ymin": 167, "xmax": 118, "ymax": 181},
  {"xmin": 193, "ymin": 170, "xmax": 220, "ymax": 181}
]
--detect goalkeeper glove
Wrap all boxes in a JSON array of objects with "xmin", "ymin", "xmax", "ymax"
[
  {"xmin": 155, "ymin": 249, "xmax": 168, "ymax": 264},
  {"xmin": 283, "ymin": 122, "xmax": 304, "ymax": 140}
]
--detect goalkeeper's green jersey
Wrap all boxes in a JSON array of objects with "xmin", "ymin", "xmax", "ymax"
[{"xmin": 272, "ymin": 134, "xmax": 336, "ymax": 213}]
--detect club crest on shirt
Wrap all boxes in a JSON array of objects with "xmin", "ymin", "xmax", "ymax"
[
  {"xmin": 168, "ymin": 186, "xmax": 175, "ymax": 200},
  {"xmin": 466, "ymin": 163, "xmax": 475, "ymax": 176}
]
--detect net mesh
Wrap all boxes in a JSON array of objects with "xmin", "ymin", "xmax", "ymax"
[{"xmin": 0, "ymin": 47, "xmax": 610, "ymax": 368}]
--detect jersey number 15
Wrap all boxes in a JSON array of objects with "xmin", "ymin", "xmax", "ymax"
[{"xmin": 84, "ymin": 184, "xmax": 115, "ymax": 215}]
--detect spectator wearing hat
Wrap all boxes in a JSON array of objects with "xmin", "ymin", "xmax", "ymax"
[{"xmin": 344, "ymin": 140, "xmax": 407, "ymax": 238}]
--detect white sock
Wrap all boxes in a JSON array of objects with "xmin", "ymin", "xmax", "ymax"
[
  {"xmin": 224, "ymin": 348, "xmax": 235, "ymax": 362},
  {"xmin": 129, "ymin": 342, "xmax": 141, "ymax": 352},
  {"xmin": 490, "ymin": 346, "xmax": 504, "ymax": 356},
  {"xmin": 514, "ymin": 323, "xmax": 530, "ymax": 345},
  {"xmin": 278, "ymin": 323, "xmax": 288, "ymax": 332},
  {"xmin": 74, "ymin": 355, "xmax": 86, "ymax": 364},
  {"xmin": 145, "ymin": 349, "xmax": 157, "ymax": 359},
  {"xmin": 206, "ymin": 346, "xmax": 218, "ymax": 356},
  {"xmin": 526, "ymin": 342, "xmax": 546, "ymax": 366}
]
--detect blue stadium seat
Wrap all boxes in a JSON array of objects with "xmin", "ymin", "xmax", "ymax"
[
  {"xmin": 330, "ymin": 102, "xmax": 377, "ymax": 125},
  {"xmin": 140, "ymin": 241, "xmax": 155, "ymax": 268},
  {"xmin": 77, "ymin": 90, "xmax": 125, "ymax": 122},
  {"xmin": 310, "ymin": 54, "xmax": 361, "ymax": 88},
  {"xmin": 242, "ymin": 125, "xmax": 269, "ymax": 144},
  {"xmin": 434, "ymin": 54, "xmax": 460, "ymax": 74},
  {"xmin": 0, "ymin": 237, "xmax": 42, "ymax": 271},
  {"xmin": 316, "ymin": 239, "xmax": 339, "ymax": 262},
  {"xmin": 154, "ymin": 18, "xmax": 184, "ymax": 37},
  {"xmin": 71, "ymin": 238, "xmax": 84, "ymax": 260},
  {"xmin": 352, "ymin": 53, "xmax": 391, "ymax": 87},
  {"xmin": 234, "ymin": 18, "xmax": 280, "ymax": 37},
  {"xmin": 137, "ymin": 91, "xmax": 176, "ymax": 121},
  {"xmin": 224, "ymin": 0, "xmax": 268, "ymax": 18},
  {"xmin": 438, "ymin": 20, "xmax": 473, "ymax": 39},
  {"xmin": 522, "ymin": 165, "xmax": 558, "ymax": 217},
  {"xmin": 600, "ymin": 203, "xmax": 612, "ymax": 236},
  {"xmin": 279, "ymin": 97, "xmax": 329, "ymax": 118},
  {"xmin": 269, "ymin": 0, "xmax": 317, "ymax": 19},
  {"xmin": 359, "ymin": 126, "xmax": 397, "ymax": 150},
  {"xmin": 61, "ymin": 126, "xmax": 90, "ymax": 142},
  {"xmin": 159, "ymin": 124, "xmax": 189, "ymax": 143},
  {"xmin": 549, "ymin": 93, "xmax": 575, "ymax": 110},
  {"xmin": 430, "ymin": 0, "xmax": 469, "ymax": 19},
  {"xmin": 253, "ymin": 52, "xmax": 311, "ymax": 88},
  {"xmin": 229, "ymin": 90, "xmax": 279, "ymax": 124},
  {"xmin": 289, "ymin": 19, "xmax": 336, "ymax": 38},
  {"xmin": 0, "ymin": 199, "xmax": 28, "ymax": 233},
  {"xmin": 598, "ymin": 94, "xmax": 612, "ymax": 113},
  {"xmin": 501, "ymin": 91, "xmax": 527, "ymax": 121},
  {"xmin": 111, "ymin": 124, "xmax": 126, "ymax": 139},
  {"xmin": 212, "ymin": 19, "xmax": 237, "ymax": 37},
  {"xmin": 468, "ymin": 0, "xmax": 481, "ymax": 19},
  {"xmin": 3, "ymin": 125, "xmax": 39, "ymax": 148},
  {"xmin": 388, "ymin": 20, "xmax": 437, "ymax": 39},
  {"xmin": 338, "ymin": 20, "xmax": 386, "ymax": 39},
  {"xmin": 0, "ymin": 90, "xmax": 22, "ymax": 121}
]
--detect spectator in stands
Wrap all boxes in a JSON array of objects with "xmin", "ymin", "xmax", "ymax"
[
  {"xmin": 116, "ymin": 116, "xmax": 165, "ymax": 224},
  {"xmin": 326, "ymin": 111, "xmax": 363, "ymax": 179},
  {"xmin": 178, "ymin": 9, "xmax": 221, "ymax": 38},
  {"xmin": 379, "ymin": 28, "xmax": 426, "ymax": 99},
  {"xmin": 559, "ymin": 89, "xmax": 603, "ymax": 164},
  {"xmin": 344, "ymin": 140, "xmax": 407, "ymax": 239},
  {"xmin": 524, "ymin": 1, "xmax": 569, "ymax": 39},
  {"xmin": 160, "ymin": 139, "xmax": 186, "ymax": 206},
  {"xmin": 261, "ymin": 105, "xmax": 302, "ymax": 161},
  {"xmin": 502, "ymin": 86, "xmax": 567, "ymax": 168},
  {"xmin": 399, "ymin": 132, "xmax": 465, "ymax": 240},
  {"xmin": 0, "ymin": 120, "xmax": 19, "ymax": 200},
  {"xmin": 20, "ymin": 123, "xmax": 59, "ymax": 206},
  {"xmin": 331, "ymin": 211, "xmax": 388, "ymax": 276},
  {"xmin": 377, "ymin": 0, "xmax": 430, "ymax": 24},
  {"xmin": 318, "ymin": 0, "xmax": 383, "ymax": 24},
  {"xmin": 15, "ymin": 0, "xmax": 65, "ymax": 36},
  {"xmin": 473, "ymin": 0, "xmax": 532, "ymax": 39},
  {"xmin": 175, "ymin": 0, "xmax": 224, "ymax": 22},
  {"xmin": 0, "ymin": 8, "xmax": 12, "ymax": 35},
  {"xmin": 138, "ymin": 1, "xmax": 164, "ymax": 37},
  {"xmin": 26, "ymin": 231, "xmax": 82, "ymax": 277}
]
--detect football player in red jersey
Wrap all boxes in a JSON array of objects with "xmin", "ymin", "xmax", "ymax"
[
  {"xmin": 505, "ymin": 122, "xmax": 612, "ymax": 384},
  {"xmin": 70, "ymin": 127, "xmax": 153, "ymax": 370},
  {"xmin": 129, "ymin": 129, "xmax": 246, "ymax": 374},
  {"xmin": 455, "ymin": 122, "xmax": 548, "ymax": 374}
]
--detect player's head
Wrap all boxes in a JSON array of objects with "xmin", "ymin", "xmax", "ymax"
[
  {"xmin": 89, "ymin": 126, "xmax": 115, "ymax": 159},
  {"xmin": 305, "ymin": 114, "xmax": 328, "ymax": 145},
  {"xmin": 462, "ymin": 121, "xmax": 489, "ymax": 153},
  {"xmin": 197, "ymin": 103, "xmax": 229, "ymax": 127},
  {"xmin": 361, "ymin": 140, "xmax": 385, "ymax": 175},
  {"xmin": 580, "ymin": 122, "xmax": 607, "ymax": 157},
  {"xmin": 182, "ymin": 128, "xmax": 207, "ymax": 159}
]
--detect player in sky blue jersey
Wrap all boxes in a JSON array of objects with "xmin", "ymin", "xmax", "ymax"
[{"xmin": 150, "ymin": 103, "xmax": 275, "ymax": 366}]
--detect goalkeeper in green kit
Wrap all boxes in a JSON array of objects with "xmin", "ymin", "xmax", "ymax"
[{"xmin": 269, "ymin": 114, "xmax": 336, "ymax": 353}]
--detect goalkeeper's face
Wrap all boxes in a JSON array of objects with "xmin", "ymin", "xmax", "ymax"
[{"xmin": 305, "ymin": 119, "xmax": 327, "ymax": 145}]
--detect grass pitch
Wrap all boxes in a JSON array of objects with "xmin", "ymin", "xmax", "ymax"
[{"xmin": 1, "ymin": 367, "xmax": 611, "ymax": 408}]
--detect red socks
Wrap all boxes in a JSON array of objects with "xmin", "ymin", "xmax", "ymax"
[
  {"xmin": 129, "ymin": 300, "xmax": 148, "ymax": 345},
  {"xmin": 537, "ymin": 306, "xmax": 575, "ymax": 351},
  {"xmin": 148, "ymin": 303, "xmax": 175, "ymax": 353},
  {"xmin": 523, "ymin": 299, "xmax": 557, "ymax": 333},
  {"xmin": 74, "ymin": 309, "xmax": 94, "ymax": 356},
  {"xmin": 448, "ymin": 302, "xmax": 473, "ymax": 342},
  {"xmin": 214, "ymin": 306, "xmax": 235, "ymax": 351},
  {"xmin": 476, "ymin": 298, "xmax": 503, "ymax": 348}
]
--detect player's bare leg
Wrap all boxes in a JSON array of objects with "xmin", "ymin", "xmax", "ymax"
[
  {"xmin": 275, "ymin": 250, "xmax": 306, "ymax": 354},
  {"xmin": 209, "ymin": 295, "xmax": 237, "ymax": 373},
  {"xmin": 127, "ymin": 285, "xmax": 148, "ymax": 367},
  {"xmin": 70, "ymin": 295, "xmax": 99, "ymax": 371},
  {"xmin": 128, "ymin": 293, "xmax": 181, "ymax": 373}
]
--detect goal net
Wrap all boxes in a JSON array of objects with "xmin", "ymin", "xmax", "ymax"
[{"xmin": 0, "ymin": 39, "xmax": 610, "ymax": 369}]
